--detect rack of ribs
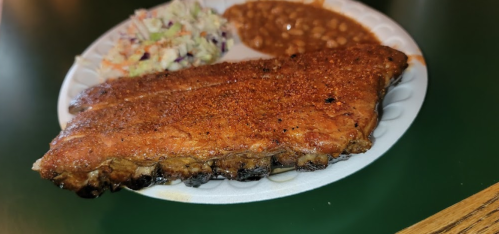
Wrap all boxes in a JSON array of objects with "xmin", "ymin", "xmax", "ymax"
[{"xmin": 32, "ymin": 44, "xmax": 408, "ymax": 198}]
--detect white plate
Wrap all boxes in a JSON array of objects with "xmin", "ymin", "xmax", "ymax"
[{"xmin": 58, "ymin": 0, "xmax": 427, "ymax": 204}]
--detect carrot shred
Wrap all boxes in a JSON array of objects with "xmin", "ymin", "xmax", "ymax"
[{"xmin": 178, "ymin": 31, "xmax": 192, "ymax": 36}]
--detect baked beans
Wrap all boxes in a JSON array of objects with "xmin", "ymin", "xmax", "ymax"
[{"xmin": 224, "ymin": 1, "xmax": 380, "ymax": 57}]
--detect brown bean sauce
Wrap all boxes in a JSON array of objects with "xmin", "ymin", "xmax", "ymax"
[{"xmin": 223, "ymin": 1, "xmax": 380, "ymax": 57}]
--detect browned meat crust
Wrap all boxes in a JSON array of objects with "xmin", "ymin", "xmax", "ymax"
[{"xmin": 33, "ymin": 44, "xmax": 408, "ymax": 198}]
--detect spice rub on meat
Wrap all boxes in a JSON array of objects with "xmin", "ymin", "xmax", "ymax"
[{"xmin": 32, "ymin": 44, "xmax": 408, "ymax": 198}]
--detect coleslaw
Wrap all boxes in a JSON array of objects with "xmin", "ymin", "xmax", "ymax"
[{"xmin": 98, "ymin": 0, "xmax": 233, "ymax": 79}]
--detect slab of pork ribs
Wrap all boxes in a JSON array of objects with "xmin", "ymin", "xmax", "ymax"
[{"xmin": 33, "ymin": 44, "xmax": 408, "ymax": 198}]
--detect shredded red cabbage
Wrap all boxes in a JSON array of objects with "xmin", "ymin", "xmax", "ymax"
[
  {"xmin": 139, "ymin": 52, "xmax": 150, "ymax": 61},
  {"xmin": 174, "ymin": 56, "xmax": 185, "ymax": 62}
]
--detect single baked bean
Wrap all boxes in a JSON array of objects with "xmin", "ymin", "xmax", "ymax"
[
  {"xmin": 271, "ymin": 6, "xmax": 283, "ymax": 14},
  {"xmin": 312, "ymin": 26, "xmax": 325, "ymax": 34},
  {"xmin": 326, "ymin": 40, "xmax": 338, "ymax": 48},
  {"xmin": 276, "ymin": 15, "xmax": 288, "ymax": 24},
  {"xmin": 286, "ymin": 46, "xmax": 297, "ymax": 55},
  {"xmin": 339, "ymin": 22, "xmax": 348, "ymax": 32},
  {"xmin": 313, "ymin": 33, "xmax": 322, "ymax": 39},
  {"xmin": 252, "ymin": 35, "xmax": 263, "ymax": 48},
  {"xmin": 328, "ymin": 18, "xmax": 338, "ymax": 29},
  {"xmin": 294, "ymin": 39, "xmax": 306, "ymax": 47},
  {"xmin": 337, "ymin": 36, "xmax": 347, "ymax": 45},
  {"xmin": 281, "ymin": 23, "xmax": 292, "ymax": 31},
  {"xmin": 295, "ymin": 18, "xmax": 305, "ymax": 27},
  {"xmin": 282, "ymin": 32, "xmax": 289, "ymax": 39},
  {"xmin": 288, "ymin": 29, "xmax": 304, "ymax": 36},
  {"xmin": 326, "ymin": 31, "xmax": 337, "ymax": 38}
]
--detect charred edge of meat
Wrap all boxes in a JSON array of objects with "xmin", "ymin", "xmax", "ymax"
[
  {"xmin": 76, "ymin": 185, "xmax": 104, "ymax": 198},
  {"xmin": 390, "ymin": 73, "xmax": 405, "ymax": 87},
  {"xmin": 236, "ymin": 166, "xmax": 270, "ymax": 181},
  {"xmin": 295, "ymin": 154, "xmax": 330, "ymax": 171},
  {"xmin": 330, "ymin": 154, "xmax": 351, "ymax": 164},
  {"xmin": 212, "ymin": 155, "xmax": 271, "ymax": 181},
  {"xmin": 54, "ymin": 151, "xmax": 354, "ymax": 198},
  {"xmin": 369, "ymin": 72, "xmax": 406, "ymax": 146},
  {"xmin": 183, "ymin": 173, "xmax": 212, "ymax": 187},
  {"xmin": 124, "ymin": 175, "xmax": 154, "ymax": 190},
  {"xmin": 371, "ymin": 87, "xmax": 390, "ymax": 144}
]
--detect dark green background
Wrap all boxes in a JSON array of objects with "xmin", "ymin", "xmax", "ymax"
[{"xmin": 1, "ymin": 0, "xmax": 498, "ymax": 233}]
